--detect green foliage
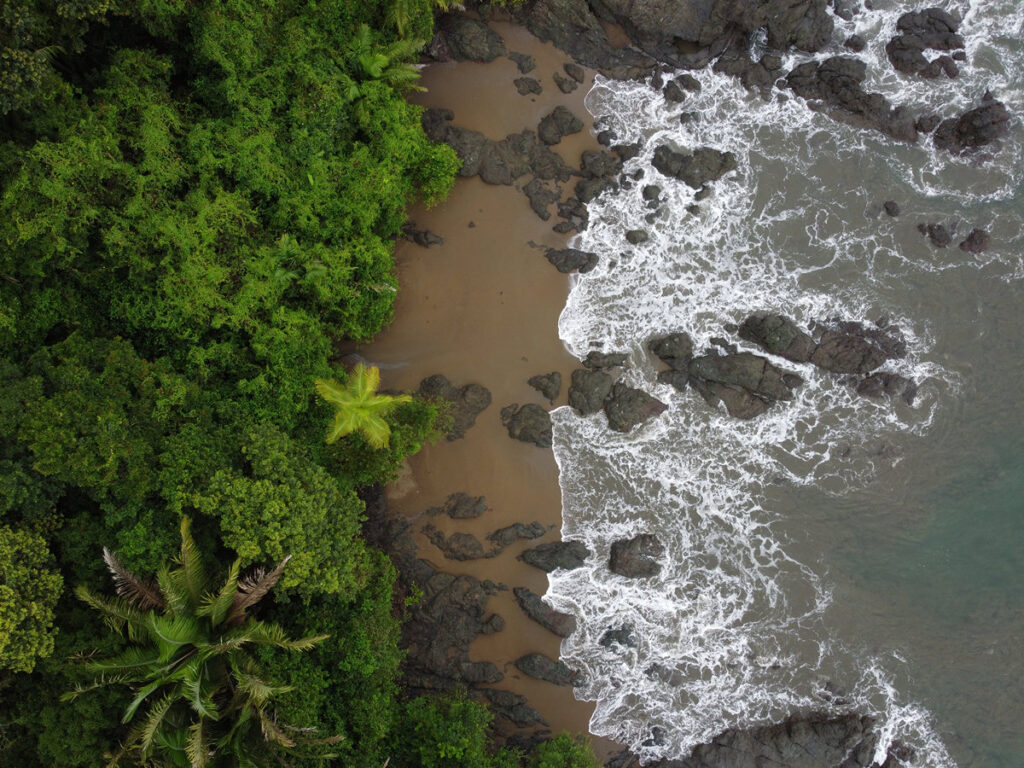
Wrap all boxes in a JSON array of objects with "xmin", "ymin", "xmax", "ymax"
[
  {"xmin": 399, "ymin": 694, "xmax": 507, "ymax": 768},
  {"xmin": 68, "ymin": 518, "xmax": 337, "ymax": 767},
  {"xmin": 0, "ymin": 525, "xmax": 63, "ymax": 673},
  {"xmin": 526, "ymin": 734, "xmax": 600, "ymax": 768},
  {"xmin": 316, "ymin": 363, "xmax": 413, "ymax": 448},
  {"xmin": 190, "ymin": 424, "xmax": 371, "ymax": 597}
]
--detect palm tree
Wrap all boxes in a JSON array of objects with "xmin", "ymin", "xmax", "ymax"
[
  {"xmin": 64, "ymin": 518, "xmax": 338, "ymax": 768},
  {"xmin": 315, "ymin": 363, "xmax": 412, "ymax": 449}
]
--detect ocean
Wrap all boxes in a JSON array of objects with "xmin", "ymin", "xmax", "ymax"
[{"xmin": 546, "ymin": 0, "xmax": 1024, "ymax": 765}]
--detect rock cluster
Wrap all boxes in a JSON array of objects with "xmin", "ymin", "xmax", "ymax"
[
  {"xmin": 418, "ymin": 374, "xmax": 491, "ymax": 440},
  {"xmin": 500, "ymin": 403, "xmax": 553, "ymax": 447},
  {"xmin": 886, "ymin": 8, "xmax": 965, "ymax": 79},
  {"xmin": 513, "ymin": 587, "xmax": 578, "ymax": 637}
]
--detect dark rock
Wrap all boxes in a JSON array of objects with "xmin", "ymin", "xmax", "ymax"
[
  {"xmin": 738, "ymin": 312, "xmax": 816, "ymax": 363},
  {"xmin": 844, "ymin": 34, "xmax": 866, "ymax": 52},
  {"xmin": 568, "ymin": 369, "xmax": 614, "ymax": 414},
  {"xmin": 580, "ymin": 149, "xmax": 624, "ymax": 179},
  {"xmin": 508, "ymin": 51, "xmax": 536, "ymax": 73},
  {"xmin": 609, "ymin": 534, "xmax": 665, "ymax": 578},
  {"xmin": 519, "ymin": 540, "xmax": 591, "ymax": 572},
  {"xmin": 575, "ymin": 176, "xmax": 616, "ymax": 203},
  {"xmin": 652, "ymin": 145, "xmax": 737, "ymax": 189},
  {"xmin": 604, "ymin": 383, "xmax": 668, "ymax": 432},
  {"xmin": 613, "ymin": 142, "xmax": 643, "ymax": 162},
  {"xmin": 916, "ymin": 113, "xmax": 942, "ymax": 133},
  {"xmin": 440, "ymin": 17, "xmax": 507, "ymax": 62},
  {"xmin": 597, "ymin": 129, "xmax": 616, "ymax": 146},
  {"xmin": 513, "ymin": 587, "xmax": 578, "ymax": 637},
  {"xmin": 886, "ymin": 8, "xmax": 964, "ymax": 79},
  {"xmin": 528, "ymin": 371, "xmax": 562, "ymax": 402},
  {"xmin": 458, "ymin": 660, "xmax": 504, "ymax": 684},
  {"xmin": 501, "ymin": 403, "xmax": 553, "ymax": 447},
  {"xmin": 959, "ymin": 228, "xmax": 991, "ymax": 253},
  {"xmin": 487, "ymin": 522, "xmax": 547, "ymax": 548},
  {"xmin": 556, "ymin": 197, "xmax": 590, "ymax": 232},
  {"xmin": 626, "ymin": 229, "xmax": 649, "ymax": 244},
  {"xmin": 923, "ymin": 222, "xmax": 951, "ymax": 247},
  {"xmin": 524, "ymin": 177, "xmax": 561, "ymax": 220},
  {"xmin": 583, "ymin": 351, "xmax": 628, "ymax": 369},
  {"xmin": 427, "ymin": 492, "xmax": 488, "ymax": 520},
  {"xmin": 480, "ymin": 614, "xmax": 505, "ymax": 634},
  {"xmin": 565, "ymin": 62, "xmax": 585, "ymax": 82},
  {"xmin": 553, "ymin": 71, "xmax": 578, "ymax": 93},
  {"xmin": 761, "ymin": 53, "xmax": 783, "ymax": 71},
  {"xmin": 688, "ymin": 352, "xmax": 802, "ymax": 419},
  {"xmin": 786, "ymin": 57, "xmax": 918, "ymax": 142},
  {"xmin": 598, "ymin": 626, "xmax": 637, "ymax": 648},
  {"xmin": 649, "ymin": 332, "xmax": 694, "ymax": 370},
  {"xmin": 676, "ymin": 73, "xmax": 702, "ymax": 92},
  {"xmin": 545, "ymin": 247, "xmax": 598, "ymax": 273},
  {"xmin": 883, "ymin": 200, "xmax": 901, "ymax": 217},
  {"xmin": 514, "ymin": 653, "xmax": 581, "ymax": 686},
  {"xmin": 855, "ymin": 372, "xmax": 918, "ymax": 405},
  {"xmin": 934, "ymin": 100, "xmax": 1011, "ymax": 153},
  {"xmin": 528, "ymin": 140, "xmax": 575, "ymax": 182},
  {"xmin": 657, "ymin": 369, "xmax": 690, "ymax": 392},
  {"xmin": 817, "ymin": 318, "xmax": 908, "ymax": 360},
  {"xmin": 419, "ymin": 375, "xmax": 491, "ymax": 440},
  {"xmin": 538, "ymin": 106, "xmax": 584, "ymax": 145},
  {"xmin": 712, "ymin": 44, "xmax": 774, "ymax": 95},
  {"xmin": 642, "ymin": 184, "xmax": 661, "ymax": 202},
  {"xmin": 663, "ymin": 80, "xmax": 686, "ymax": 103},
  {"xmin": 403, "ymin": 223, "xmax": 444, "ymax": 247},
  {"xmin": 423, "ymin": 525, "xmax": 487, "ymax": 561},
  {"xmin": 515, "ymin": 76, "xmax": 543, "ymax": 95},
  {"xmin": 810, "ymin": 330, "xmax": 887, "ymax": 373},
  {"xmin": 483, "ymin": 689, "xmax": 549, "ymax": 728}
]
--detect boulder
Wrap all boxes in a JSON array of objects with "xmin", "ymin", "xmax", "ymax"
[
  {"xmin": 626, "ymin": 229, "xmax": 649, "ymax": 244},
  {"xmin": 609, "ymin": 534, "xmax": 665, "ymax": 578},
  {"xmin": 568, "ymin": 369, "xmax": 614, "ymax": 414},
  {"xmin": 652, "ymin": 145, "xmax": 737, "ymax": 189},
  {"xmin": 523, "ymin": 177, "xmax": 561, "ymax": 220},
  {"xmin": 604, "ymin": 383, "xmax": 668, "ymax": 432},
  {"xmin": 583, "ymin": 351, "xmax": 628, "ymax": 369},
  {"xmin": 439, "ymin": 17, "xmax": 506, "ymax": 62},
  {"xmin": 923, "ymin": 222, "xmax": 951, "ymax": 247},
  {"xmin": 959, "ymin": 228, "xmax": 991, "ymax": 253},
  {"xmin": 403, "ymin": 223, "xmax": 444, "ymax": 247},
  {"xmin": 883, "ymin": 200, "xmax": 901, "ymax": 216},
  {"xmin": 423, "ymin": 525, "xmax": 487, "ymax": 561},
  {"xmin": 538, "ymin": 106, "xmax": 584, "ymax": 145},
  {"xmin": 514, "ymin": 76, "xmax": 543, "ymax": 95},
  {"xmin": 483, "ymin": 689, "xmax": 548, "ymax": 728},
  {"xmin": 519, "ymin": 540, "xmax": 591, "ymax": 572},
  {"xmin": 855, "ymin": 372, "xmax": 918, "ymax": 405},
  {"xmin": 810, "ymin": 331, "xmax": 886, "ymax": 374},
  {"xmin": 513, "ymin": 587, "xmax": 578, "ymax": 637},
  {"xmin": 487, "ymin": 522, "xmax": 547, "ymax": 548},
  {"xmin": 649, "ymin": 332, "xmax": 694, "ymax": 370},
  {"xmin": 688, "ymin": 352, "xmax": 802, "ymax": 419},
  {"xmin": 419, "ymin": 375, "xmax": 491, "ymax": 440},
  {"xmin": 738, "ymin": 313, "xmax": 816, "ymax": 363},
  {"xmin": 545, "ymin": 246, "xmax": 598, "ymax": 273},
  {"xmin": 508, "ymin": 51, "xmax": 535, "ymax": 73},
  {"xmin": 564, "ymin": 62, "xmax": 585, "ymax": 82},
  {"xmin": 933, "ymin": 99, "xmax": 1011, "ymax": 153},
  {"xmin": 514, "ymin": 653, "xmax": 581, "ymax": 686},
  {"xmin": 427, "ymin": 492, "xmax": 488, "ymax": 520},
  {"xmin": 599, "ymin": 626, "xmax": 638, "ymax": 648},
  {"xmin": 528, "ymin": 371, "xmax": 562, "ymax": 402},
  {"xmin": 501, "ymin": 403, "xmax": 553, "ymax": 447},
  {"xmin": 886, "ymin": 9, "xmax": 964, "ymax": 79},
  {"xmin": 553, "ymin": 71, "xmax": 578, "ymax": 93}
]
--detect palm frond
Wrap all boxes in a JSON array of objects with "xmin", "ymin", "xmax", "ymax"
[
  {"xmin": 244, "ymin": 620, "xmax": 328, "ymax": 652},
  {"xmin": 134, "ymin": 690, "xmax": 178, "ymax": 758},
  {"xmin": 358, "ymin": 415, "xmax": 392, "ymax": 449},
  {"xmin": 234, "ymin": 671, "xmax": 291, "ymax": 707},
  {"xmin": 186, "ymin": 718, "xmax": 212, "ymax": 768},
  {"xmin": 83, "ymin": 646, "xmax": 161, "ymax": 677},
  {"xmin": 145, "ymin": 613, "xmax": 202, "ymax": 662},
  {"xmin": 157, "ymin": 564, "xmax": 191, "ymax": 617},
  {"xmin": 61, "ymin": 673, "xmax": 133, "ymax": 702},
  {"xmin": 257, "ymin": 709, "xmax": 296, "ymax": 748},
  {"xmin": 74, "ymin": 585, "xmax": 147, "ymax": 636},
  {"xmin": 227, "ymin": 556, "xmax": 290, "ymax": 625},
  {"xmin": 103, "ymin": 548, "xmax": 165, "ymax": 610},
  {"xmin": 196, "ymin": 559, "xmax": 240, "ymax": 627},
  {"xmin": 122, "ymin": 679, "xmax": 163, "ymax": 724},
  {"xmin": 176, "ymin": 517, "xmax": 208, "ymax": 605},
  {"xmin": 314, "ymin": 377, "xmax": 353, "ymax": 409}
]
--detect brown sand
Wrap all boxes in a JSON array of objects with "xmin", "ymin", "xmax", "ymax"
[{"xmin": 353, "ymin": 20, "xmax": 622, "ymax": 760}]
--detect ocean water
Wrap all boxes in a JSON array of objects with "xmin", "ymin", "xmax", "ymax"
[{"xmin": 545, "ymin": 0, "xmax": 1024, "ymax": 765}]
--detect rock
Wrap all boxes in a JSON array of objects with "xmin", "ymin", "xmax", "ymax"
[
  {"xmin": 712, "ymin": 43, "xmax": 774, "ymax": 95},
  {"xmin": 598, "ymin": 626, "xmax": 637, "ymax": 648},
  {"xmin": 786, "ymin": 57, "xmax": 918, "ymax": 143},
  {"xmin": 810, "ymin": 330, "xmax": 887, "ymax": 373},
  {"xmin": 626, "ymin": 229, "xmax": 649, "ymax": 244},
  {"xmin": 538, "ymin": 105, "xmax": 584, "ymax": 145},
  {"xmin": 642, "ymin": 184, "xmax": 661, "ymax": 202},
  {"xmin": 649, "ymin": 332, "xmax": 694, "ymax": 370},
  {"xmin": 487, "ymin": 522, "xmax": 547, "ymax": 548},
  {"xmin": 513, "ymin": 587, "xmax": 578, "ymax": 637},
  {"xmin": 933, "ymin": 99, "xmax": 1011, "ymax": 153},
  {"xmin": 959, "ymin": 228, "xmax": 991, "ymax": 253},
  {"xmin": 844, "ymin": 34, "xmax": 866, "ymax": 52},
  {"xmin": 403, "ymin": 223, "xmax": 444, "ymax": 247},
  {"xmin": 597, "ymin": 129, "xmax": 616, "ymax": 146},
  {"xmin": 568, "ymin": 369, "xmax": 614, "ymax": 414},
  {"xmin": 916, "ymin": 113, "xmax": 942, "ymax": 133},
  {"xmin": 528, "ymin": 371, "xmax": 562, "ymax": 402},
  {"xmin": 855, "ymin": 372, "xmax": 918, "ymax": 405},
  {"xmin": 663, "ymin": 80, "xmax": 686, "ymax": 103},
  {"xmin": 688, "ymin": 352, "xmax": 802, "ymax": 419},
  {"xmin": 886, "ymin": 9, "xmax": 964, "ymax": 79},
  {"xmin": 519, "ymin": 540, "xmax": 591, "ymax": 572},
  {"xmin": 514, "ymin": 76, "xmax": 543, "ymax": 95},
  {"xmin": 675, "ymin": 73, "xmax": 701, "ymax": 92},
  {"xmin": 583, "ymin": 351, "xmax": 628, "ymax": 369},
  {"xmin": 523, "ymin": 177, "xmax": 561, "ymax": 220},
  {"xmin": 604, "ymin": 383, "xmax": 668, "ymax": 432},
  {"xmin": 738, "ymin": 313, "xmax": 816, "ymax": 363},
  {"xmin": 656, "ymin": 369, "xmax": 690, "ymax": 392},
  {"xmin": 883, "ymin": 200, "xmax": 901, "ymax": 217},
  {"xmin": 922, "ymin": 222, "xmax": 951, "ymax": 247},
  {"xmin": 508, "ymin": 51, "xmax": 536, "ymax": 73},
  {"xmin": 652, "ymin": 145, "xmax": 737, "ymax": 189},
  {"xmin": 514, "ymin": 653, "xmax": 581, "ymax": 686},
  {"xmin": 761, "ymin": 54, "xmax": 783, "ymax": 71},
  {"xmin": 483, "ymin": 689, "xmax": 549, "ymax": 728},
  {"xmin": 480, "ymin": 614, "xmax": 505, "ymax": 635},
  {"xmin": 501, "ymin": 403, "xmax": 553, "ymax": 447},
  {"xmin": 423, "ymin": 525, "xmax": 487, "ymax": 561},
  {"xmin": 565, "ymin": 62, "xmax": 585, "ymax": 82},
  {"xmin": 427, "ymin": 492, "xmax": 488, "ymax": 520},
  {"xmin": 553, "ymin": 71, "xmax": 578, "ymax": 93},
  {"xmin": 545, "ymin": 246, "xmax": 598, "ymax": 273},
  {"xmin": 555, "ymin": 197, "xmax": 589, "ymax": 233},
  {"xmin": 580, "ymin": 149, "xmax": 624, "ymax": 179},
  {"xmin": 419, "ymin": 375, "xmax": 491, "ymax": 440},
  {"xmin": 440, "ymin": 17, "xmax": 507, "ymax": 62},
  {"xmin": 609, "ymin": 534, "xmax": 665, "ymax": 578}
]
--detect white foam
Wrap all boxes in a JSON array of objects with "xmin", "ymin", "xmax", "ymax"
[{"xmin": 546, "ymin": 1, "xmax": 1021, "ymax": 763}]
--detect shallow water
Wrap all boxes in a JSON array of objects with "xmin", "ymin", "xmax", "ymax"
[{"xmin": 548, "ymin": 0, "xmax": 1024, "ymax": 765}]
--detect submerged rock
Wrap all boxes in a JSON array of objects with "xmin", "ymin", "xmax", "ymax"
[
  {"xmin": 528, "ymin": 371, "xmax": 562, "ymax": 402},
  {"xmin": 583, "ymin": 351, "xmax": 628, "ymax": 369},
  {"xmin": 427, "ymin": 492, "xmax": 488, "ymax": 520},
  {"xmin": 855, "ymin": 372, "xmax": 918, "ymax": 404},
  {"xmin": 514, "ymin": 653, "xmax": 581, "ymax": 686},
  {"xmin": 419, "ymin": 375, "xmax": 491, "ymax": 440},
  {"xmin": 513, "ymin": 587, "xmax": 578, "ymax": 637},
  {"xmin": 609, "ymin": 534, "xmax": 665, "ymax": 578},
  {"xmin": 604, "ymin": 383, "xmax": 668, "ymax": 432},
  {"xmin": 599, "ymin": 625, "xmax": 637, "ymax": 648},
  {"xmin": 568, "ymin": 369, "xmax": 614, "ymax": 415},
  {"xmin": 500, "ymin": 403, "xmax": 553, "ymax": 447},
  {"xmin": 403, "ymin": 223, "xmax": 444, "ymax": 247},
  {"xmin": 959, "ymin": 228, "xmax": 991, "ymax": 253},
  {"xmin": 519, "ymin": 540, "xmax": 591, "ymax": 572}
]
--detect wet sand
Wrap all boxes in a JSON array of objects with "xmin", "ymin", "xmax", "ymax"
[{"xmin": 355, "ymin": 21, "xmax": 621, "ymax": 758}]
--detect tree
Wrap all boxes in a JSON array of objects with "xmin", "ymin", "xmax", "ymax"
[
  {"xmin": 315, "ymin": 363, "xmax": 411, "ymax": 449},
  {"xmin": 65, "ymin": 517, "xmax": 338, "ymax": 767},
  {"xmin": 0, "ymin": 525, "xmax": 63, "ymax": 673}
]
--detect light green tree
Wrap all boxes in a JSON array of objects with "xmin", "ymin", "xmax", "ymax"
[
  {"xmin": 65, "ymin": 518, "xmax": 338, "ymax": 767},
  {"xmin": 0, "ymin": 525, "xmax": 63, "ymax": 673},
  {"xmin": 315, "ymin": 363, "xmax": 411, "ymax": 449}
]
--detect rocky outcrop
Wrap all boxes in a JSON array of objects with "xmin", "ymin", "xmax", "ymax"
[
  {"xmin": 554, "ymin": 71, "xmax": 578, "ymax": 93},
  {"xmin": 568, "ymin": 369, "xmax": 614, "ymax": 414},
  {"xmin": 515, "ymin": 653, "xmax": 581, "ymax": 686},
  {"xmin": 886, "ymin": 8, "xmax": 964, "ymax": 79},
  {"xmin": 482, "ymin": 689, "xmax": 549, "ymax": 728},
  {"xmin": 403, "ymin": 223, "xmax": 444, "ymax": 247},
  {"xmin": 501, "ymin": 403, "xmax": 553, "ymax": 447},
  {"xmin": 576, "ymin": 149, "xmax": 624, "ymax": 203},
  {"xmin": 652, "ymin": 145, "xmax": 737, "ymax": 189},
  {"xmin": 515, "ymin": 76, "xmax": 543, "ymax": 95},
  {"xmin": 419, "ymin": 374, "xmax": 491, "ymax": 440},
  {"xmin": 423, "ymin": 525, "xmax": 488, "ymax": 561},
  {"xmin": 508, "ymin": 51, "xmax": 535, "ymax": 73},
  {"xmin": 609, "ymin": 534, "xmax": 665, "ymax": 578},
  {"xmin": 604, "ymin": 383, "xmax": 668, "ymax": 432},
  {"xmin": 810, "ymin": 330, "xmax": 888, "ymax": 374},
  {"xmin": 487, "ymin": 522, "xmax": 548, "ymax": 548},
  {"xmin": 738, "ymin": 313, "xmax": 816, "ymax": 363},
  {"xmin": 933, "ymin": 97, "xmax": 1011, "ymax": 153},
  {"xmin": 427, "ymin": 492, "xmax": 489, "ymax": 520},
  {"xmin": 786, "ymin": 57, "xmax": 918, "ymax": 143},
  {"xmin": 546, "ymin": 246, "xmax": 598, "ymax": 273},
  {"xmin": 959, "ymin": 228, "xmax": 991, "ymax": 253},
  {"xmin": 583, "ymin": 351, "xmax": 628, "ymax": 369},
  {"xmin": 519, "ymin": 540, "xmax": 591, "ymax": 572},
  {"xmin": 436, "ymin": 16, "xmax": 507, "ymax": 62},
  {"xmin": 920, "ymin": 222, "xmax": 951, "ymax": 248},
  {"xmin": 599, "ymin": 625, "xmax": 638, "ymax": 648},
  {"xmin": 538, "ymin": 106, "xmax": 584, "ymax": 145},
  {"xmin": 687, "ymin": 352, "xmax": 803, "ymax": 419},
  {"xmin": 649, "ymin": 332, "xmax": 694, "ymax": 370},
  {"xmin": 855, "ymin": 372, "xmax": 918, "ymax": 405},
  {"xmin": 528, "ymin": 371, "xmax": 562, "ymax": 402},
  {"xmin": 524, "ymin": 177, "xmax": 562, "ymax": 220},
  {"xmin": 513, "ymin": 587, "xmax": 578, "ymax": 637}
]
